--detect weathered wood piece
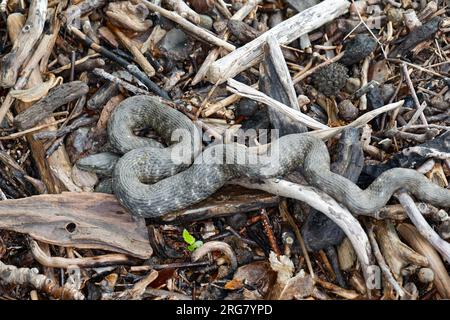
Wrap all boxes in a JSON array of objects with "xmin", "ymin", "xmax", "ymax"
[
  {"xmin": 137, "ymin": 0, "xmax": 235, "ymax": 51},
  {"xmin": 60, "ymin": 58, "xmax": 105, "ymax": 79},
  {"xmin": 389, "ymin": 17, "xmax": 442, "ymax": 58},
  {"xmin": 227, "ymin": 79, "xmax": 329, "ymax": 130},
  {"xmin": 396, "ymin": 191, "xmax": 450, "ymax": 264},
  {"xmin": 206, "ymin": 0, "xmax": 350, "ymax": 83},
  {"xmin": 14, "ymin": 81, "xmax": 89, "ymax": 130},
  {"xmin": 228, "ymin": 20, "xmax": 262, "ymax": 44},
  {"xmin": 259, "ymin": 35, "xmax": 306, "ymax": 135},
  {"xmin": 164, "ymin": 0, "xmax": 201, "ymax": 24},
  {"xmin": 109, "ymin": 24, "xmax": 155, "ymax": 77},
  {"xmin": 191, "ymin": 0, "xmax": 259, "ymax": 85},
  {"xmin": 9, "ymin": 11, "xmax": 78, "ymax": 193},
  {"xmin": 160, "ymin": 185, "xmax": 279, "ymax": 223},
  {"xmin": 0, "ymin": 192, "xmax": 152, "ymax": 259},
  {"xmin": 64, "ymin": 0, "xmax": 107, "ymax": 27},
  {"xmin": 0, "ymin": 0, "xmax": 47, "ymax": 88},
  {"xmin": 398, "ymin": 223, "xmax": 450, "ymax": 299},
  {"xmin": 106, "ymin": 0, "xmax": 153, "ymax": 32},
  {"xmin": 285, "ymin": 0, "xmax": 320, "ymax": 12}
]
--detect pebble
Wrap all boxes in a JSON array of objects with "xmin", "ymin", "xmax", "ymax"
[
  {"xmin": 387, "ymin": 8, "xmax": 404, "ymax": 26},
  {"xmin": 157, "ymin": 28, "xmax": 192, "ymax": 61},
  {"xmin": 341, "ymin": 34, "xmax": 377, "ymax": 66},
  {"xmin": 345, "ymin": 77, "xmax": 361, "ymax": 94},
  {"xmin": 381, "ymin": 83, "xmax": 396, "ymax": 103},
  {"xmin": 199, "ymin": 14, "xmax": 213, "ymax": 30},
  {"xmin": 417, "ymin": 268, "xmax": 434, "ymax": 283},
  {"xmin": 338, "ymin": 100, "xmax": 359, "ymax": 121},
  {"xmin": 236, "ymin": 98, "xmax": 259, "ymax": 117}
]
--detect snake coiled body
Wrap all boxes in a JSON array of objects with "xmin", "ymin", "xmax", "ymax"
[{"xmin": 79, "ymin": 96, "xmax": 450, "ymax": 219}]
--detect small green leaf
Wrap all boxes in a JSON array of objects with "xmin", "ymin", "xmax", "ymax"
[
  {"xmin": 187, "ymin": 244, "xmax": 196, "ymax": 251},
  {"xmin": 182, "ymin": 229, "xmax": 196, "ymax": 245}
]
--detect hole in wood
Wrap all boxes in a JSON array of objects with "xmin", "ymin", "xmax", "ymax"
[
  {"xmin": 22, "ymin": 24, "xmax": 31, "ymax": 33},
  {"xmin": 65, "ymin": 222, "xmax": 77, "ymax": 233}
]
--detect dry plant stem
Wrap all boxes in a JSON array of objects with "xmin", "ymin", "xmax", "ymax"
[
  {"xmin": 397, "ymin": 223, "xmax": 450, "ymax": 299},
  {"xmin": 0, "ymin": 260, "xmax": 85, "ymax": 300},
  {"xmin": 292, "ymin": 52, "xmax": 344, "ymax": 84},
  {"xmin": 0, "ymin": 94, "xmax": 16, "ymax": 126},
  {"xmin": 279, "ymin": 200, "xmax": 315, "ymax": 279},
  {"xmin": 0, "ymin": 0, "xmax": 47, "ymax": 87},
  {"xmin": 164, "ymin": 0, "xmax": 200, "ymax": 24},
  {"xmin": 109, "ymin": 24, "xmax": 155, "ymax": 77},
  {"xmin": 206, "ymin": 0, "xmax": 350, "ymax": 83},
  {"xmin": 375, "ymin": 202, "xmax": 441, "ymax": 220},
  {"xmin": 136, "ymin": 0, "xmax": 235, "ymax": 51},
  {"xmin": 143, "ymin": 288, "xmax": 192, "ymax": 300},
  {"xmin": 214, "ymin": 0, "xmax": 232, "ymax": 18},
  {"xmin": 40, "ymin": 2, "xmax": 65, "ymax": 73},
  {"xmin": 373, "ymin": 220, "xmax": 428, "ymax": 289},
  {"xmin": 396, "ymin": 191, "xmax": 450, "ymax": 263},
  {"xmin": 203, "ymin": 83, "xmax": 257, "ymax": 117},
  {"xmin": 227, "ymin": 79, "xmax": 404, "ymax": 139},
  {"xmin": 389, "ymin": 59, "xmax": 444, "ymax": 78},
  {"xmin": 260, "ymin": 209, "xmax": 281, "ymax": 255},
  {"xmin": 115, "ymin": 269, "xmax": 159, "ymax": 299},
  {"xmin": 30, "ymin": 240, "xmax": 130, "ymax": 269},
  {"xmin": 227, "ymin": 79, "xmax": 329, "ymax": 130},
  {"xmin": 315, "ymin": 278, "xmax": 360, "ymax": 299},
  {"xmin": 191, "ymin": 241, "xmax": 238, "ymax": 272},
  {"xmin": 0, "ymin": 118, "xmax": 66, "ymax": 140},
  {"xmin": 359, "ymin": 57, "xmax": 370, "ymax": 111},
  {"xmin": 51, "ymin": 54, "xmax": 100, "ymax": 74},
  {"xmin": 92, "ymin": 68, "xmax": 150, "ymax": 95},
  {"xmin": 401, "ymin": 63, "xmax": 428, "ymax": 126},
  {"xmin": 350, "ymin": 0, "xmax": 386, "ymax": 59},
  {"xmin": 367, "ymin": 223, "xmax": 405, "ymax": 298},
  {"xmin": 191, "ymin": 0, "xmax": 259, "ymax": 85},
  {"xmin": 311, "ymin": 101, "xmax": 404, "ymax": 140},
  {"xmin": 405, "ymin": 101, "xmax": 428, "ymax": 128},
  {"xmin": 235, "ymin": 178, "xmax": 373, "ymax": 287}
]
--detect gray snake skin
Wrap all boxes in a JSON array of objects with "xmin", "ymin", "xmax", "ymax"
[{"xmin": 79, "ymin": 96, "xmax": 450, "ymax": 219}]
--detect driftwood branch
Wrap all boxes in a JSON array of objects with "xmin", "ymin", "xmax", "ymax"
[
  {"xmin": 367, "ymin": 222, "xmax": 406, "ymax": 298},
  {"xmin": 7, "ymin": 10, "xmax": 79, "ymax": 193},
  {"xmin": 191, "ymin": 0, "xmax": 259, "ymax": 85},
  {"xmin": 29, "ymin": 240, "xmax": 130, "ymax": 269},
  {"xmin": 137, "ymin": 0, "xmax": 235, "ymax": 51},
  {"xmin": 14, "ymin": 81, "xmax": 89, "ymax": 130},
  {"xmin": 206, "ymin": 0, "xmax": 350, "ymax": 83},
  {"xmin": 0, "ymin": 192, "xmax": 152, "ymax": 259},
  {"xmin": 227, "ymin": 79, "xmax": 404, "ymax": 139},
  {"xmin": 397, "ymin": 223, "xmax": 450, "ymax": 299},
  {"xmin": 164, "ymin": 0, "xmax": 201, "ymax": 24},
  {"xmin": 234, "ymin": 178, "xmax": 374, "ymax": 288},
  {"xmin": 0, "ymin": 259, "xmax": 85, "ymax": 300},
  {"xmin": 160, "ymin": 185, "xmax": 279, "ymax": 223},
  {"xmin": 396, "ymin": 191, "xmax": 450, "ymax": 264},
  {"xmin": 0, "ymin": 0, "xmax": 47, "ymax": 88},
  {"xmin": 227, "ymin": 79, "xmax": 329, "ymax": 130}
]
